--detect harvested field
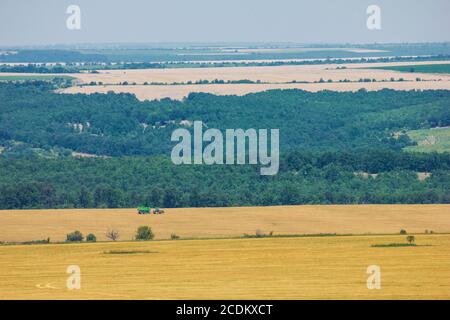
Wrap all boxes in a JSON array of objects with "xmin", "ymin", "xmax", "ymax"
[
  {"xmin": 0, "ymin": 205, "xmax": 449, "ymax": 243},
  {"xmin": 3, "ymin": 60, "xmax": 450, "ymax": 99},
  {"xmin": 1, "ymin": 234, "xmax": 449, "ymax": 299},
  {"xmin": 60, "ymin": 80, "xmax": 450, "ymax": 100},
  {"xmin": 55, "ymin": 61, "xmax": 450, "ymax": 99},
  {"xmin": 64, "ymin": 61, "xmax": 450, "ymax": 85}
]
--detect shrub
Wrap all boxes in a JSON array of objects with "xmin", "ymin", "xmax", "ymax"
[
  {"xmin": 135, "ymin": 226, "xmax": 154, "ymax": 241},
  {"xmin": 400, "ymin": 229, "xmax": 407, "ymax": 235},
  {"xmin": 104, "ymin": 250, "xmax": 153, "ymax": 255},
  {"xmin": 23, "ymin": 238, "xmax": 50, "ymax": 245},
  {"xmin": 371, "ymin": 243, "xmax": 417, "ymax": 248},
  {"xmin": 171, "ymin": 233, "xmax": 180, "ymax": 240},
  {"xmin": 86, "ymin": 233, "xmax": 97, "ymax": 242},
  {"xmin": 66, "ymin": 231, "xmax": 83, "ymax": 242},
  {"xmin": 106, "ymin": 229, "xmax": 119, "ymax": 241}
]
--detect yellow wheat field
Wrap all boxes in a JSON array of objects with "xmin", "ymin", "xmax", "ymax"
[
  {"xmin": 0, "ymin": 205, "xmax": 449, "ymax": 243},
  {"xmin": 56, "ymin": 61, "xmax": 450, "ymax": 100},
  {"xmin": 60, "ymin": 80, "xmax": 450, "ymax": 100},
  {"xmin": 1, "ymin": 234, "xmax": 449, "ymax": 299},
  {"xmin": 3, "ymin": 60, "xmax": 450, "ymax": 100},
  {"xmin": 66, "ymin": 61, "xmax": 450, "ymax": 85}
]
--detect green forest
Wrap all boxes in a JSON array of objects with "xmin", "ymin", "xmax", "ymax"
[{"xmin": 0, "ymin": 81, "xmax": 449, "ymax": 209}]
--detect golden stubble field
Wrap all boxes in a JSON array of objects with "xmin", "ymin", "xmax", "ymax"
[
  {"xmin": 67, "ymin": 61, "xmax": 450, "ymax": 85},
  {"xmin": 3, "ymin": 60, "xmax": 450, "ymax": 100},
  {"xmin": 0, "ymin": 205, "xmax": 449, "ymax": 243},
  {"xmin": 60, "ymin": 80, "xmax": 450, "ymax": 100},
  {"xmin": 1, "ymin": 234, "xmax": 449, "ymax": 299},
  {"xmin": 58, "ymin": 60, "xmax": 450, "ymax": 100}
]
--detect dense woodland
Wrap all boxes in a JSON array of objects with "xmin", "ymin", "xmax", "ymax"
[
  {"xmin": 0, "ymin": 81, "xmax": 449, "ymax": 209},
  {"xmin": 0, "ymin": 151, "xmax": 449, "ymax": 209}
]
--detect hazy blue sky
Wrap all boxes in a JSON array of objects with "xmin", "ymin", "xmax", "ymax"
[{"xmin": 1, "ymin": 0, "xmax": 449, "ymax": 46}]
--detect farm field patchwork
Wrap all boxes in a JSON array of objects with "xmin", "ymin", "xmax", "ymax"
[
  {"xmin": 3, "ymin": 60, "xmax": 450, "ymax": 100},
  {"xmin": 63, "ymin": 61, "xmax": 450, "ymax": 85},
  {"xmin": 56, "ymin": 61, "xmax": 450, "ymax": 100},
  {"xmin": 1, "ymin": 234, "xmax": 449, "ymax": 299},
  {"xmin": 0, "ymin": 205, "xmax": 449, "ymax": 243}
]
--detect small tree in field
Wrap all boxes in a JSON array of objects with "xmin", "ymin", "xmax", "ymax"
[
  {"xmin": 66, "ymin": 231, "xmax": 83, "ymax": 242},
  {"xmin": 86, "ymin": 233, "xmax": 97, "ymax": 242},
  {"xmin": 406, "ymin": 235, "xmax": 415, "ymax": 244},
  {"xmin": 135, "ymin": 226, "xmax": 154, "ymax": 240},
  {"xmin": 106, "ymin": 230, "xmax": 119, "ymax": 241}
]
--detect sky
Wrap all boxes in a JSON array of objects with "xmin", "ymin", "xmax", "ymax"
[{"xmin": 1, "ymin": 0, "xmax": 449, "ymax": 47}]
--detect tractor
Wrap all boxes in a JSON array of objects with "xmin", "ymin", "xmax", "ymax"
[
  {"xmin": 137, "ymin": 206, "xmax": 151, "ymax": 214},
  {"xmin": 137, "ymin": 206, "xmax": 165, "ymax": 215}
]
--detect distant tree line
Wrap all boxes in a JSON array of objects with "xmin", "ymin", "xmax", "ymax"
[{"xmin": 0, "ymin": 150, "xmax": 449, "ymax": 209}]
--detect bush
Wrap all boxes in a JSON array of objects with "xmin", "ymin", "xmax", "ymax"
[
  {"xmin": 171, "ymin": 233, "xmax": 180, "ymax": 240},
  {"xmin": 86, "ymin": 233, "xmax": 97, "ymax": 242},
  {"xmin": 406, "ymin": 235, "xmax": 415, "ymax": 244},
  {"xmin": 23, "ymin": 238, "xmax": 50, "ymax": 245},
  {"xmin": 400, "ymin": 229, "xmax": 407, "ymax": 235},
  {"xmin": 66, "ymin": 231, "xmax": 83, "ymax": 242},
  {"xmin": 371, "ymin": 243, "xmax": 417, "ymax": 248},
  {"xmin": 135, "ymin": 226, "xmax": 154, "ymax": 241}
]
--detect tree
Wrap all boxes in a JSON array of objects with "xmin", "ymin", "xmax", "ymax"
[
  {"xmin": 94, "ymin": 185, "xmax": 121, "ymax": 208},
  {"xmin": 163, "ymin": 189, "xmax": 180, "ymax": 208},
  {"xmin": 146, "ymin": 187, "xmax": 163, "ymax": 207},
  {"xmin": 135, "ymin": 226, "xmax": 154, "ymax": 240},
  {"xmin": 86, "ymin": 233, "xmax": 97, "ymax": 242},
  {"xmin": 66, "ymin": 230, "xmax": 83, "ymax": 242},
  {"xmin": 106, "ymin": 229, "xmax": 119, "ymax": 241},
  {"xmin": 406, "ymin": 235, "xmax": 415, "ymax": 244},
  {"xmin": 78, "ymin": 187, "xmax": 93, "ymax": 208}
]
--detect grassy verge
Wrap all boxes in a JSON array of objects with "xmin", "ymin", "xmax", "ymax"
[
  {"xmin": 371, "ymin": 243, "xmax": 418, "ymax": 248},
  {"xmin": 103, "ymin": 250, "xmax": 157, "ymax": 254}
]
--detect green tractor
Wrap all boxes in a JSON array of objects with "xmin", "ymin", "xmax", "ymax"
[
  {"xmin": 137, "ymin": 206, "xmax": 165, "ymax": 215},
  {"xmin": 137, "ymin": 206, "xmax": 151, "ymax": 214}
]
